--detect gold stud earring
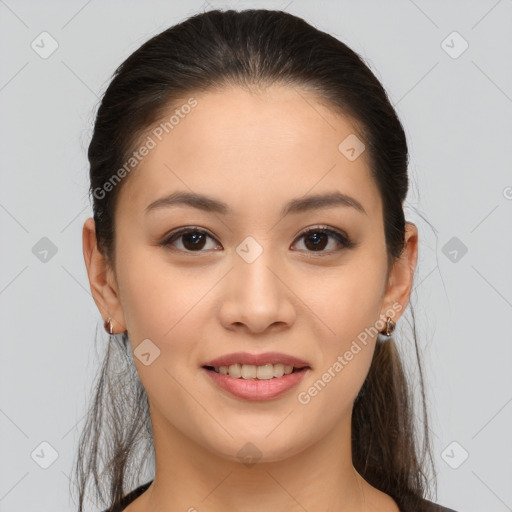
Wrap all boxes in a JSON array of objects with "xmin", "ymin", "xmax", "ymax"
[
  {"xmin": 379, "ymin": 316, "xmax": 395, "ymax": 336},
  {"xmin": 104, "ymin": 317, "xmax": 114, "ymax": 335}
]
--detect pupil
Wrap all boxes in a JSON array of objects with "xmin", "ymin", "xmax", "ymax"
[
  {"xmin": 305, "ymin": 232, "xmax": 327, "ymax": 251},
  {"xmin": 184, "ymin": 233, "xmax": 206, "ymax": 250}
]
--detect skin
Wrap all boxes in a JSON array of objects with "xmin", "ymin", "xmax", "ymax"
[{"xmin": 83, "ymin": 84, "xmax": 418, "ymax": 512}]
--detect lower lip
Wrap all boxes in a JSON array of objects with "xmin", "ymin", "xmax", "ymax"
[{"xmin": 203, "ymin": 367, "xmax": 310, "ymax": 401}]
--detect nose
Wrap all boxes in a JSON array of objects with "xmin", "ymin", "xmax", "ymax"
[{"xmin": 218, "ymin": 245, "xmax": 296, "ymax": 334}]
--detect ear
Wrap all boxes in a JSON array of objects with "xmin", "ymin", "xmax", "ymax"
[
  {"xmin": 379, "ymin": 222, "xmax": 418, "ymax": 323},
  {"xmin": 82, "ymin": 217, "xmax": 127, "ymax": 333}
]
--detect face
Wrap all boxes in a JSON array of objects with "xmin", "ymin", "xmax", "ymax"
[{"xmin": 84, "ymin": 84, "xmax": 416, "ymax": 465}]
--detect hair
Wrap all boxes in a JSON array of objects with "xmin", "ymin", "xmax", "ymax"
[{"xmin": 73, "ymin": 8, "xmax": 436, "ymax": 511}]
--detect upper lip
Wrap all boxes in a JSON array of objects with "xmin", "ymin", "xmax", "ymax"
[{"xmin": 202, "ymin": 352, "xmax": 311, "ymax": 369}]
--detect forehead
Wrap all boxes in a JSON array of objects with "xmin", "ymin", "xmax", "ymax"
[{"xmin": 117, "ymin": 84, "xmax": 382, "ymax": 221}]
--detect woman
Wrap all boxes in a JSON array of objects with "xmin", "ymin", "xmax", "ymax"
[{"xmin": 76, "ymin": 8, "xmax": 458, "ymax": 512}]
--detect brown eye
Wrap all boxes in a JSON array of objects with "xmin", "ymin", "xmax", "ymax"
[
  {"xmin": 303, "ymin": 231, "xmax": 329, "ymax": 251},
  {"xmin": 292, "ymin": 226, "xmax": 356, "ymax": 253},
  {"xmin": 180, "ymin": 231, "xmax": 207, "ymax": 250},
  {"xmin": 160, "ymin": 225, "xmax": 356, "ymax": 255},
  {"xmin": 162, "ymin": 228, "xmax": 220, "ymax": 252}
]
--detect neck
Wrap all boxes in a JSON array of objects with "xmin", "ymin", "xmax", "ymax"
[{"xmin": 138, "ymin": 407, "xmax": 374, "ymax": 512}]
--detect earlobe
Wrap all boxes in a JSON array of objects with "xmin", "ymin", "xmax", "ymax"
[{"xmin": 82, "ymin": 217, "xmax": 127, "ymax": 332}]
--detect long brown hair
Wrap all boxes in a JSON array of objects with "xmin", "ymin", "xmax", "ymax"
[{"xmin": 74, "ymin": 8, "xmax": 435, "ymax": 511}]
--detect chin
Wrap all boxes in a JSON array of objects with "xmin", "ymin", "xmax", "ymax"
[{"xmin": 200, "ymin": 428, "xmax": 316, "ymax": 466}]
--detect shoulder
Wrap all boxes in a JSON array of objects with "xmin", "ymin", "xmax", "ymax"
[
  {"xmin": 426, "ymin": 501, "xmax": 459, "ymax": 512},
  {"xmin": 101, "ymin": 480, "xmax": 153, "ymax": 512},
  {"xmin": 101, "ymin": 484, "xmax": 460, "ymax": 512},
  {"xmin": 401, "ymin": 497, "xmax": 459, "ymax": 512}
]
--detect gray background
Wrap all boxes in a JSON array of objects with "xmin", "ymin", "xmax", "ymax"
[{"xmin": 1, "ymin": 0, "xmax": 511, "ymax": 510}]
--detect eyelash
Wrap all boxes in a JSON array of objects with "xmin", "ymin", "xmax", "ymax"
[{"xmin": 160, "ymin": 225, "xmax": 357, "ymax": 256}]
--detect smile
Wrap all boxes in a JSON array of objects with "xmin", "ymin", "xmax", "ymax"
[
  {"xmin": 202, "ymin": 365, "xmax": 310, "ymax": 401},
  {"xmin": 204, "ymin": 363, "xmax": 305, "ymax": 379}
]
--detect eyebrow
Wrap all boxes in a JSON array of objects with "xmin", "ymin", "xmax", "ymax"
[{"xmin": 144, "ymin": 190, "xmax": 367, "ymax": 217}]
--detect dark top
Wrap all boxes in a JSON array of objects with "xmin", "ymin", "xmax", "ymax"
[{"xmin": 104, "ymin": 480, "xmax": 459, "ymax": 512}]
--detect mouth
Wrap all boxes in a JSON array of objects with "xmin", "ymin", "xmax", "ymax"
[
  {"xmin": 202, "ymin": 363, "xmax": 309, "ymax": 380},
  {"xmin": 201, "ymin": 351, "xmax": 312, "ymax": 378},
  {"xmin": 200, "ymin": 352, "xmax": 312, "ymax": 399}
]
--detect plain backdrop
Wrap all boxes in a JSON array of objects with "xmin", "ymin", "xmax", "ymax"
[{"xmin": 0, "ymin": 0, "xmax": 511, "ymax": 511}]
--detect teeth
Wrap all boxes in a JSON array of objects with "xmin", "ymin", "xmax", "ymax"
[{"xmin": 214, "ymin": 363, "xmax": 297, "ymax": 379}]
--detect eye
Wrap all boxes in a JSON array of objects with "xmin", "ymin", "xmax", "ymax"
[
  {"xmin": 160, "ymin": 225, "xmax": 356, "ymax": 254},
  {"xmin": 292, "ymin": 225, "xmax": 356, "ymax": 254},
  {"xmin": 161, "ymin": 227, "xmax": 220, "ymax": 252}
]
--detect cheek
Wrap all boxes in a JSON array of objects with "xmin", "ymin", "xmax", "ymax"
[
  {"xmin": 292, "ymin": 256, "xmax": 385, "ymax": 404},
  {"xmin": 299, "ymin": 353, "xmax": 373, "ymax": 452},
  {"xmin": 114, "ymin": 252, "xmax": 210, "ymax": 407},
  {"xmin": 296, "ymin": 290, "xmax": 379, "ymax": 419},
  {"xmin": 115, "ymin": 245, "xmax": 220, "ymax": 360},
  {"xmin": 114, "ymin": 243, "xmax": 174, "ymax": 348},
  {"xmin": 297, "ymin": 257, "xmax": 387, "ymax": 343}
]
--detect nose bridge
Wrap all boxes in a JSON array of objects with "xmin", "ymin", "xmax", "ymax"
[
  {"xmin": 218, "ymin": 234, "xmax": 295, "ymax": 331},
  {"xmin": 233, "ymin": 234, "xmax": 279, "ymax": 299}
]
